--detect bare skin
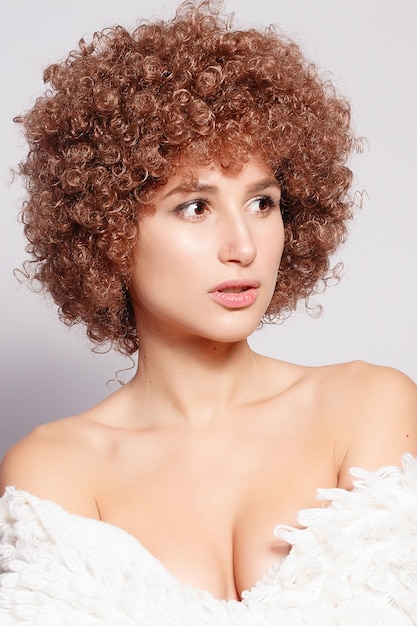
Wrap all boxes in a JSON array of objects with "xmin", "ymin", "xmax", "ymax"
[
  {"xmin": 1, "ymin": 160, "xmax": 417, "ymax": 601},
  {"xmin": 1, "ymin": 352, "xmax": 416, "ymax": 601}
]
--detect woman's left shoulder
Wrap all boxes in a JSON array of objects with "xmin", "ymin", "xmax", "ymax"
[
  {"xmin": 323, "ymin": 361, "xmax": 417, "ymax": 487},
  {"xmin": 334, "ymin": 360, "xmax": 417, "ymax": 410}
]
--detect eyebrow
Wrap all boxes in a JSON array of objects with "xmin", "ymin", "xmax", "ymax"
[{"xmin": 162, "ymin": 176, "xmax": 280, "ymax": 199}]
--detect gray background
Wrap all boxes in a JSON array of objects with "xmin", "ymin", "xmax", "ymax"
[{"xmin": 1, "ymin": 0, "xmax": 416, "ymax": 458}]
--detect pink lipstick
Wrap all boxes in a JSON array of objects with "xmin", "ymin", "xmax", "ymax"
[{"xmin": 209, "ymin": 280, "xmax": 260, "ymax": 309}]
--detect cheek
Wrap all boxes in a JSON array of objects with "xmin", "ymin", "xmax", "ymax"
[
  {"xmin": 260, "ymin": 220, "xmax": 285, "ymax": 270},
  {"xmin": 169, "ymin": 231, "xmax": 209, "ymax": 260},
  {"xmin": 134, "ymin": 227, "xmax": 209, "ymax": 287}
]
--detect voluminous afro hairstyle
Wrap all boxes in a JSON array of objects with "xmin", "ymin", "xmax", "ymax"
[{"xmin": 16, "ymin": 0, "xmax": 358, "ymax": 354}]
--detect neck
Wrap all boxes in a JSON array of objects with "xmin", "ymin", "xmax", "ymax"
[{"xmin": 127, "ymin": 331, "xmax": 260, "ymax": 428}]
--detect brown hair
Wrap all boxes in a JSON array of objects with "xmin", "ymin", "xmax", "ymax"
[{"xmin": 16, "ymin": 0, "xmax": 358, "ymax": 354}]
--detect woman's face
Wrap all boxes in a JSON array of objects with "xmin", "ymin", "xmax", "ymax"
[{"xmin": 129, "ymin": 157, "xmax": 284, "ymax": 344}]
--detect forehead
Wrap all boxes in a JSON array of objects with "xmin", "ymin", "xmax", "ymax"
[{"xmin": 159, "ymin": 156, "xmax": 278, "ymax": 194}]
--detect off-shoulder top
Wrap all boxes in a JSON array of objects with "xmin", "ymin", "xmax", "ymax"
[{"xmin": 1, "ymin": 455, "xmax": 417, "ymax": 625}]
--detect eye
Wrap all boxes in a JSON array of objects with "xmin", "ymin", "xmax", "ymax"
[
  {"xmin": 247, "ymin": 195, "xmax": 280, "ymax": 215},
  {"xmin": 173, "ymin": 198, "xmax": 210, "ymax": 220}
]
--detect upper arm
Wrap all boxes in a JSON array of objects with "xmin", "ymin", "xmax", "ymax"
[{"xmin": 337, "ymin": 362, "xmax": 417, "ymax": 488}]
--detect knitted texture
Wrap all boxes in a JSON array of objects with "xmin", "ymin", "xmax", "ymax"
[{"xmin": 1, "ymin": 455, "xmax": 417, "ymax": 625}]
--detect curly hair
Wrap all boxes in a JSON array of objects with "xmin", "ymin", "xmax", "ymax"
[{"xmin": 16, "ymin": 0, "xmax": 357, "ymax": 354}]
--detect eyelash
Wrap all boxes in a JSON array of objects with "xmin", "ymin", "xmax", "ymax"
[
  {"xmin": 173, "ymin": 198, "xmax": 209, "ymax": 220},
  {"xmin": 173, "ymin": 195, "xmax": 280, "ymax": 221},
  {"xmin": 249, "ymin": 196, "xmax": 280, "ymax": 214}
]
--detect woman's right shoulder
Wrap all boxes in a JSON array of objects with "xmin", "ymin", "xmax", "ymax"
[
  {"xmin": 0, "ymin": 416, "xmax": 102, "ymax": 518},
  {"xmin": 1, "ymin": 417, "xmax": 75, "ymax": 481}
]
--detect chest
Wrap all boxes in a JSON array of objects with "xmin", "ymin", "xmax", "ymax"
[{"xmin": 93, "ymin": 417, "xmax": 337, "ymax": 600}]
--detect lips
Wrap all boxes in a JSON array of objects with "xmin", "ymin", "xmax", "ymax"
[
  {"xmin": 208, "ymin": 279, "xmax": 260, "ymax": 309},
  {"xmin": 209, "ymin": 279, "xmax": 260, "ymax": 294},
  {"xmin": 219, "ymin": 286, "xmax": 251, "ymax": 293}
]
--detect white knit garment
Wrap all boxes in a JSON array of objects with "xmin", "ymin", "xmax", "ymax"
[{"xmin": 1, "ymin": 454, "xmax": 417, "ymax": 625}]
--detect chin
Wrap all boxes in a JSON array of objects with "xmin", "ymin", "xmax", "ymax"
[{"xmin": 199, "ymin": 320, "xmax": 262, "ymax": 344}]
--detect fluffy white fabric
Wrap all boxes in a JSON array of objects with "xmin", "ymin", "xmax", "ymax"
[{"xmin": 1, "ymin": 455, "xmax": 417, "ymax": 625}]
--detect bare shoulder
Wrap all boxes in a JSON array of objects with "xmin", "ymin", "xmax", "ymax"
[
  {"xmin": 326, "ymin": 360, "xmax": 417, "ymax": 487},
  {"xmin": 318, "ymin": 359, "xmax": 417, "ymax": 403},
  {"xmin": 335, "ymin": 360, "xmax": 417, "ymax": 430},
  {"xmin": 0, "ymin": 384, "xmax": 138, "ymax": 514},
  {"xmin": 0, "ymin": 415, "xmax": 101, "ymax": 517}
]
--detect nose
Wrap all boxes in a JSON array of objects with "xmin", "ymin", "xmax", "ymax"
[{"xmin": 218, "ymin": 213, "xmax": 257, "ymax": 266}]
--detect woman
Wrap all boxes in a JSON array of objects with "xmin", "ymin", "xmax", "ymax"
[{"xmin": 1, "ymin": 1, "xmax": 416, "ymax": 623}]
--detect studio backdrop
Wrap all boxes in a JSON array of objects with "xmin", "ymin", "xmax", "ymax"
[{"xmin": 1, "ymin": 0, "xmax": 416, "ymax": 457}]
